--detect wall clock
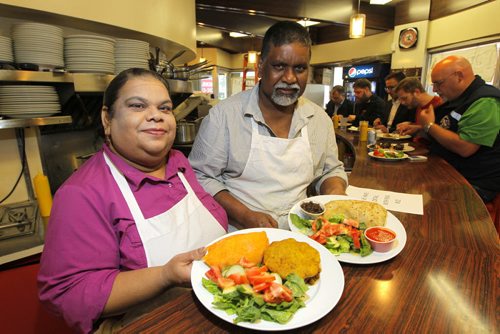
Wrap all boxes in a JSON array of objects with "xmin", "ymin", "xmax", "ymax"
[{"xmin": 399, "ymin": 27, "xmax": 418, "ymax": 49}]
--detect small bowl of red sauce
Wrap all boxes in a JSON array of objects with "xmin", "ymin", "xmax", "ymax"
[
  {"xmin": 364, "ymin": 226, "xmax": 397, "ymax": 252},
  {"xmin": 299, "ymin": 200, "xmax": 325, "ymax": 220}
]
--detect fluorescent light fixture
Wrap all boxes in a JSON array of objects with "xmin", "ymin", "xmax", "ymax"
[
  {"xmin": 349, "ymin": 13, "xmax": 366, "ymax": 38},
  {"xmin": 370, "ymin": 0, "xmax": 392, "ymax": 4},
  {"xmin": 297, "ymin": 19, "xmax": 320, "ymax": 27},
  {"xmin": 248, "ymin": 51, "xmax": 257, "ymax": 64},
  {"xmin": 229, "ymin": 32, "xmax": 248, "ymax": 38}
]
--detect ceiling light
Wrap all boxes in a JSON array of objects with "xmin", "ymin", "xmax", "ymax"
[
  {"xmin": 297, "ymin": 19, "xmax": 320, "ymax": 27},
  {"xmin": 230, "ymin": 32, "xmax": 248, "ymax": 38},
  {"xmin": 370, "ymin": 0, "xmax": 392, "ymax": 4},
  {"xmin": 350, "ymin": 0, "xmax": 366, "ymax": 38},
  {"xmin": 248, "ymin": 51, "xmax": 257, "ymax": 64}
]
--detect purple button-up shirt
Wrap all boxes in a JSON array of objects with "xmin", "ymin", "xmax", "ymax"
[{"xmin": 38, "ymin": 145, "xmax": 228, "ymax": 333}]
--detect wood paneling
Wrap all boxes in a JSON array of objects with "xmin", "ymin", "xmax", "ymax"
[
  {"xmin": 430, "ymin": 0, "xmax": 492, "ymax": 20},
  {"xmin": 395, "ymin": 0, "xmax": 431, "ymax": 25}
]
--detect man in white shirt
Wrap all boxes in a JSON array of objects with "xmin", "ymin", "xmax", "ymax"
[
  {"xmin": 189, "ymin": 21, "xmax": 348, "ymax": 230},
  {"xmin": 374, "ymin": 72, "xmax": 414, "ymax": 133}
]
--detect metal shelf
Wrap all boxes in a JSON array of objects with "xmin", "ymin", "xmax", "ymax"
[{"xmin": 0, "ymin": 115, "xmax": 72, "ymax": 130}]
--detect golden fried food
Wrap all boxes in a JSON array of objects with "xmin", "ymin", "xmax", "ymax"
[
  {"xmin": 203, "ymin": 231, "xmax": 269, "ymax": 269},
  {"xmin": 324, "ymin": 200, "xmax": 387, "ymax": 228},
  {"xmin": 263, "ymin": 238, "xmax": 321, "ymax": 284}
]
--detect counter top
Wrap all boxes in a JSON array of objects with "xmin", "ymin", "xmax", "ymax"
[{"xmin": 110, "ymin": 129, "xmax": 498, "ymax": 333}]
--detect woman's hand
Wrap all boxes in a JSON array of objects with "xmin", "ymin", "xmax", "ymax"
[{"xmin": 161, "ymin": 247, "xmax": 206, "ymax": 287}]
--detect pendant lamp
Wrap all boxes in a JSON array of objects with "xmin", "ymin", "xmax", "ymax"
[{"xmin": 349, "ymin": 0, "xmax": 366, "ymax": 38}]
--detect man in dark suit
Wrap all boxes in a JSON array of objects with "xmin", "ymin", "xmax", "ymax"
[
  {"xmin": 349, "ymin": 78, "xmax": 387, "ymax": 126},
  {"xmin": 325, "ymin": 85, "xmax": 354, "ymax": 118},
  {"xmin": 374, "ymin": 71, "xmax": 415, "ymax": 133}
]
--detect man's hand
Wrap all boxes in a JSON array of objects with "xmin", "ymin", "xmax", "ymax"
[
  {"xmin": 374, "ymin": 124, "xmax": 388, "ymax": 133},
  {"xmin": 396, "ymin": 122, "xmax": 421, "ymax": 136},
  {"xmin": 237, "ymin": 211, "xmax": 278, "ymax": 229},
  {"xmin": 418, "ymin": 104, "xmax": 436, "ymax": 126}
]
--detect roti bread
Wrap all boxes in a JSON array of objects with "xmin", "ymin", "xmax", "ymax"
[
  {"xmin": 203, "ymin": 231, "xmax": 269, "ymax": 269},
  {"xmin": 324, "ymin": 200, "xmax": 387, "ymax": 227}
]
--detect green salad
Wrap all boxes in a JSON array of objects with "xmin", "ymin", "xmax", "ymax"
[{"xmin": 290, "ymin": 213, "xmax": 372, "ymax": 257}]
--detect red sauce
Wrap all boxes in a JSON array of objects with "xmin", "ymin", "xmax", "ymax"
[{"xmin": 366, "ymin": 227, "xmax": 396, "ymax": 242}]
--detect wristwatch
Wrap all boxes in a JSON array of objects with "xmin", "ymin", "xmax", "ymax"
[{"xmin": 424, "ymin": 122, "xmax": 434, "ymax": 134}]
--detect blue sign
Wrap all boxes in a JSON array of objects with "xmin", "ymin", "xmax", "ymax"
[{"xmin": 344, "ymin": 64, "xmax": 381, "ymax": 79}]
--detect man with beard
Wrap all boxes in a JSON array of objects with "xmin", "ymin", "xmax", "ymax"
[
  {"xmin": 394, "ymin": 77, "xmax": 442, "ymax": 144},
  {"xmin": 348, "ymin": 78, "xmax": 387, "ymax": 126},
  {"xmin": 420, "ymin": 55, "xmax": 500, "ymax": 202},
  {"xmin": 189, "ymin": 21, "xmax": 348, "ymax": 230}
]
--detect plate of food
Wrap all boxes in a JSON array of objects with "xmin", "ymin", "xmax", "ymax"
[
  {"xmin": 191, "ymin": 228, "xmax": 344, "ymax": 331},
  {"xmin": 368, "ymin": 150, "xmax": 409, "ymax": 161},
  {"xmin": 288, "ymin": 196, "xmax": 407, "ymax": 264},
  {"xmin": 377, "ymin": 133, "xmax": 412, "ymax": 140},
  {"xmin": 367, "ymin": 142, "xmax": 415, "ymax": 153},
  {"xmin": 347, "ymin": 126, "xmax": 358, "ymax": 131}
]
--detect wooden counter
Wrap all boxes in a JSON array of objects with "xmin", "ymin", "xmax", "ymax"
[{"xmin": 112, "ymin": 129, "xmax": 499, "ymax": 334}]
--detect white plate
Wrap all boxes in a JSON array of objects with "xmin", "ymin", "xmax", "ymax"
[
  {"xmin": 377, "ymin": 133, "xmax": 412, "ymax": 140},
  {"xmin": 368, "ymin": 151, "xmax": 408, "ymax": 161},
  {"xmin": 191, "ymin": 227, "xmax": 345, "ymax": 331},
  {"xmin": 367, "ymin": 144, "xmax": 415, "ymax": 153},
  {"xmin": 288, "ymin": 195, "xmax": 407, "ymax": 264}
]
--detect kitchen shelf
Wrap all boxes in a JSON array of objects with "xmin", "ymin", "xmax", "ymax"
[{"xmin": 0, "ymin": 116, "xmax": 72, "ymax": 130}]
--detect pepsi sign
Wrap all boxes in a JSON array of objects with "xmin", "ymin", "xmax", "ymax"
[{"xmin": 347, "ymin": 65, "xmax": 375, "ymax": 78}]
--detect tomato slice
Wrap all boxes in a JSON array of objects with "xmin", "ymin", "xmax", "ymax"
[
  {"xmin": 239, "ymin": 257, "xmax": 257, "ymax": 268},
  {"xmin": 350, "ymin": 229, "xmax": 361, "ymax": 249},
  {"xmin": 248, "ymin": 272, "xmax": 276, "ymax": 286},
  {"xmin": 253, "ymin": 282, "xmax": 272, "ymax": 293},
  {"xmin": 217, "ymin": 276, "xmax": 236, "ymax": 289},
  {"xmin": 205, "ymin": 266, "xmax": 222, "ymax": 283},
  {"xmin": 228, "ymin": 273, "xmax": 248, "ymax": 285},
  {"xmin": 245, "ymin": 266, "xmax": 268, "ymax": 277},
  {"xmin": 263, "ymin": 283, "xmax": 293, "ymax": 303}
]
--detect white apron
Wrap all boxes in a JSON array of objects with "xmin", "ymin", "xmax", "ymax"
[
  {"xmin": 104, "ymin": 153, "xmax": 225, "ymax": 267},
  {"xmin": 225, "ymin": 118, "xmax": 315, "ymax": 229}
]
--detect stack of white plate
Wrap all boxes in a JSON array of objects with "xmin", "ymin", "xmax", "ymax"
[
  {"xmin": 11, "ymin": 22, "xmax": 64, "ymax": 67},
  {"xmin": 115, "ymin": 38, "xmax": 150, "ymax": 74},
  {"xmin": 0, "ymin": 85, "xmax": 61, "ymax": 118},
  {"xmin": 0, "ymin": 36, "xmax": 14, "ymax": 62},
  {"xmin": 64, "ymin": 35, "xmax": 115, "ymax": 74}
]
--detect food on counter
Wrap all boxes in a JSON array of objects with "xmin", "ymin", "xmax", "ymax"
[
  {"xmin": 203, "ymin": 231, "xmax": 269, "ymax": 269},
  {"xmin": 202, "ymin": 233, "xmax": 314, "ymax": 325},
  {"xmin": 394, "ymin": 143, "xmax": 405, "ymax": 151},
  {"xmin": 372, "ymin": 148, "xmax": 405, "ymax": 159},
  {"xmin": 364, "ymin": 227, "xmax": 397, "ymax": 252},
  {"xmin": 263, "ymin": 238, "xmax": 321, "ymax": 284},
  {"xmin": 324, "ymin": 200, "xmax": 387, "ymax": 228},
  {"xmin": 300, "ymin": 201, "xmax": 324, "ymax": 214}
]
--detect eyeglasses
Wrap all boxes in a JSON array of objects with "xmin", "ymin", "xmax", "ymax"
[
  {"xmin": 432, "ymin": 72, "xmax": 457, "ymax": 89},
  {"xmin": 384, "ymin": 86, "xmax": 396, "ymax": 91}
]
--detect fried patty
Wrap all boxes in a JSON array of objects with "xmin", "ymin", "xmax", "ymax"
[{"xmin": 263, "ymin": 238, "xmax": 321, "ymax": 284}]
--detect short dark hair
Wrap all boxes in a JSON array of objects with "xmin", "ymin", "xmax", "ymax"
[
  {"xmin": 331, "ymin": 85, "xmax": 345, "ymax": 95},
  {"xmin": 385, "ymin": 71, "xmax": 406, "ymax": 82},
  {"xmin": 395, "ymin": 77, "xmax": 425, "ymax": 93},
  {"xmin": 260, "ymin": 21, "xmax": 312, "ymax": 61},
  {"xmin": 353, "ymin": 78, "xmax": 371, "ymax": 89},
  {"xmin": 103, "ymin": 68, "xmax": 169, "ymax": 116}
]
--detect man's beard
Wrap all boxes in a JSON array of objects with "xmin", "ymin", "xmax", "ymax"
[{"xmin": 271, "ymin": 82, "xmax": 301, "ymax": 106}]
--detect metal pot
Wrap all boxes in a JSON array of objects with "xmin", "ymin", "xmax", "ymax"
[{"xmin": 175, "ymin": 121, "xmax": 196, "ymax": 144}]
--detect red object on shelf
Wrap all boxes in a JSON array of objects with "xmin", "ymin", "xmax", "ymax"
[{"xmin": 0, "ymin": 262, "xmax": 72, "ymax": 334}]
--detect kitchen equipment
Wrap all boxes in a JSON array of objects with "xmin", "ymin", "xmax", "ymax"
[{"xmin": 175, "ymin": 120, "xmax": 196, "ymax": 144}]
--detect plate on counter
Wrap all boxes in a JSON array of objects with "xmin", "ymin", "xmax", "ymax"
[
  {"xmin": 191, "ymin": 228, "xmax": 345, "ymax": 331},
  {"xmin": 288, "ymin": 195, "xmax": 407, "ymax": 264},
  {"xmin": 377, "ymin": 133, "xmax": 412, "ymax": 140},
  {"xmin": 368, "ymin": 151, "xmax": 408, "ymax": 161},
  {"xmin": 367, "ymin": 144, "xmax": 415, "ymax": 153}
]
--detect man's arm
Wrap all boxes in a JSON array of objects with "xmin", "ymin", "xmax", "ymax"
[
  {"xmin": 319, "ymin": 176, "xmax": 347, "ymax": 195},
  {"xmin": 426, "ymin": 124, "xmax": 480, "ymax": 157},
  {"xmin": 214, "ymin": 191, "xmax": 278, "ymax": 229}
]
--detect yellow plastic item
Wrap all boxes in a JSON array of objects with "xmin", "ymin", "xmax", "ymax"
[{"xmin": 34, "ymin": 173, "xmax": 53, "ymax": 218}]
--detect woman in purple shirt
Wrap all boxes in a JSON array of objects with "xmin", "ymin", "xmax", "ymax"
[{"xmin": 38, "ymin": 68, "xmax": 228, "ymax": 333}]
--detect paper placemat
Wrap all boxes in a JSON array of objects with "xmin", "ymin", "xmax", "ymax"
[{"xmin": 346, "ymin": 185, "xmax": 423, "ymax": 215}]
